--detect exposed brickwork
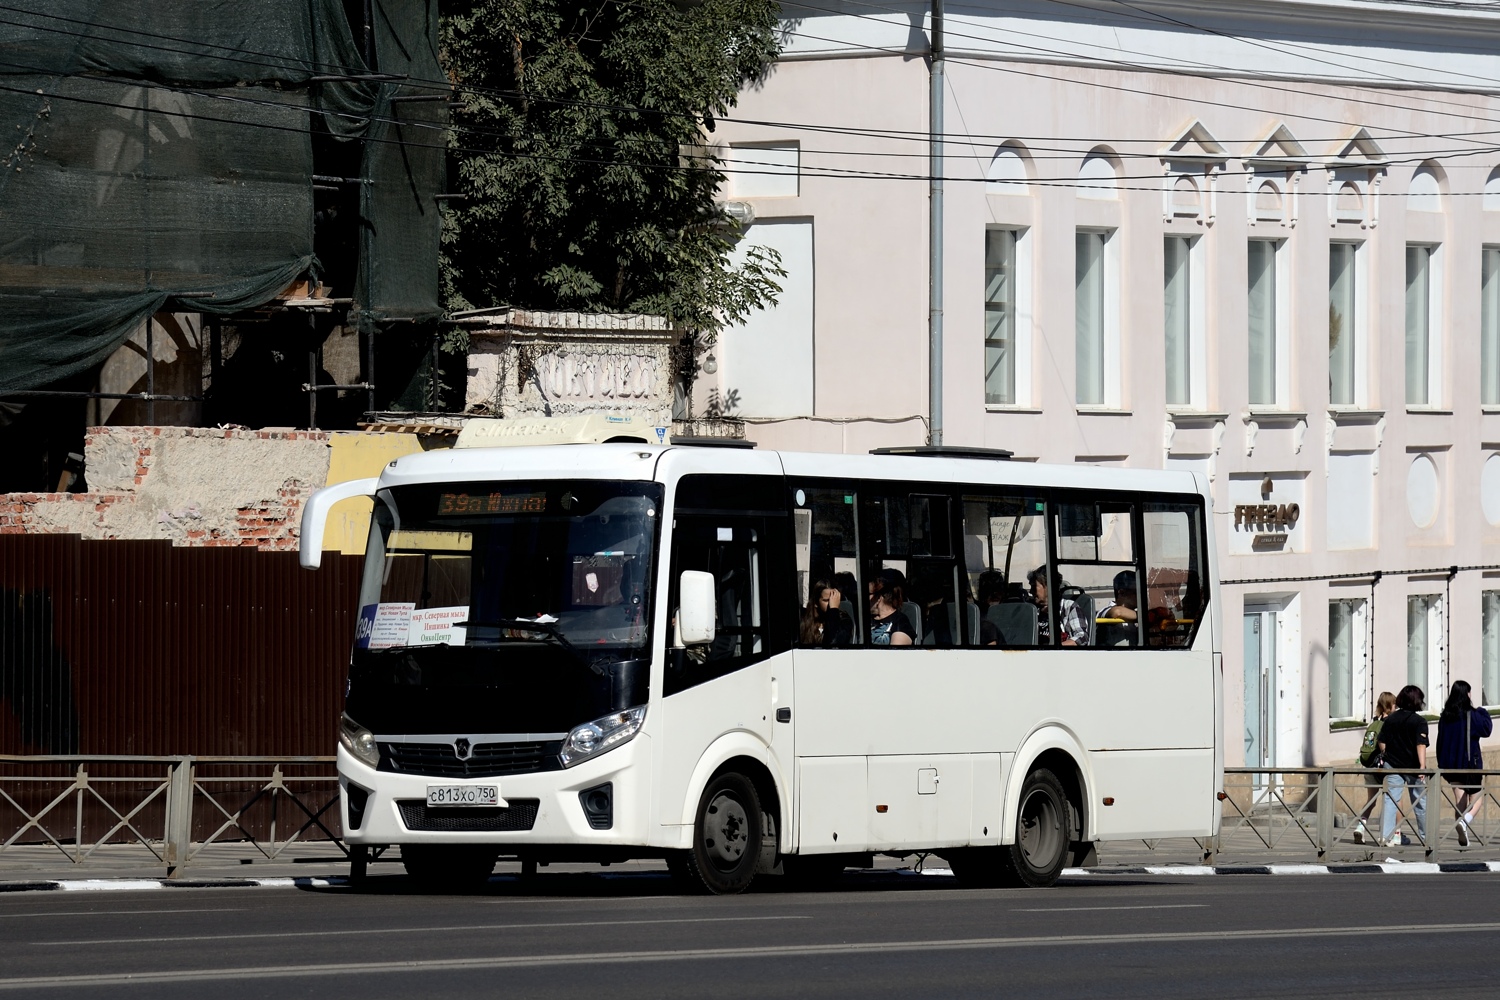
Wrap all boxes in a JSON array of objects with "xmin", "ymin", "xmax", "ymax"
[{"xmin": 0, "ymin": 427, "xmax": 330, "ymax": 550}]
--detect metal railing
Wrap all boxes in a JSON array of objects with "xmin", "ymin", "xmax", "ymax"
[
  {"xmin": 0, "ymin": 756, "xmax": 341, "ymax": 875},
  {"xmin": 1196, "ymin": 766, "xmax": 1500, "ymax": 862}
]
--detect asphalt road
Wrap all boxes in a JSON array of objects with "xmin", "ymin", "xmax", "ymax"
[{"xmin": 1, "ymin": 867, "xmax": 1497, "ymax": 999}]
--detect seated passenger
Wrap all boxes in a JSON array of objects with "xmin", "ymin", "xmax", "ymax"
[
  {"xmin": 977, "ymin": 570, "xmax": 1006, "ymax": 646},
  {"xmin": 1103, "ymin": 570, "xmax": 1170, "ymax": 631},
  {"xmin": 869, "ymin": 570, "xmax": 916, "ymax": 646},
  {"xmin": 800, "ymin": 578, "xmax": 853, "ymax": 647},
  {"xmin": 1027, "ymin": 565, "xmax": 1087, "ymax": 647}
]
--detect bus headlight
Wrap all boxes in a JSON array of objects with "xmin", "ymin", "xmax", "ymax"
[
  {"xmin": 340, "ymin": 714, "xmax": 381, "ymax": 768},
  {"xmin": 560, "ymin": 706, "xmax": 646, "ymax": 768}
]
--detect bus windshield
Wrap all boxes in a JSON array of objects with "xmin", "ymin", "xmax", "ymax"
[{"xmin": 347, "ymin": 480, "xmax": 661, "ymax": 734}]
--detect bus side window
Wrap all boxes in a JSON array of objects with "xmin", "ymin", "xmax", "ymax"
[
  {"xmin": 1052, "ymin": 501, "xmax": 1139, "ymax": 648},
  {"xmin": 666, "ymin": 516, "xmax": 777, "ymax": 695},
  {"xmin": 792, "ymin": 487, "xmax": 861, "ymax": 648},
  {"xmin": 860, "ymin": 490, "xmax": 960, "ymax": 647},
  {"xmin": 1142, "ymin": 502, "xmax": 1208, "ymax": 649},
  {"xmin": 962, "ymin": 495, "xmax": 1047, "ymax": 648}
]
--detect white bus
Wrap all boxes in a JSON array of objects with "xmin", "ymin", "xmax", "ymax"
[{"xmin": 301, "ymin": 442, "xmax": 1222, "ymax": 893}]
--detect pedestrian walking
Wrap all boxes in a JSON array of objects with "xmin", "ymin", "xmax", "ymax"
[
  {"xmin": 1378, "ymin": 685, "xmax": 1430, "ymax": 847},
  {"xmin": 1353, "ymin": 691, "xmax": 1396, "ymax": 844},
  {"xmin": 1436, "ymin": 679, "xmax": 1493, "ymax": 847}
]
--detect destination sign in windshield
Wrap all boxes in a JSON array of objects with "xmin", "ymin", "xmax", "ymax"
[{"xmin": 437, "ymin": 491, "xmax": 548, "ymax": 516}]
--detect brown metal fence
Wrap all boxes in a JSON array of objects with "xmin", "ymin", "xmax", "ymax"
[{"xmin": 0, "ymin": 534, "xmax": 363, "ymax": 758}]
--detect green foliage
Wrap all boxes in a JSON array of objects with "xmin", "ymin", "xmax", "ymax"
[{"xmin": 441, "ymin": 0, "xmax": 786, "ymax": 339}]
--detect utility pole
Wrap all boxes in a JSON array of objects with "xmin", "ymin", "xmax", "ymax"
[{"xmin": 928, "ymin": 0, "xmax": 944, "ymax": 446}]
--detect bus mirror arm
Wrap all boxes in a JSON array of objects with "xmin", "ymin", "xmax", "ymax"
[
  {"xmin": 299, "ymin": 477, "xmax": 381, "ymax": 570},
  {"xmin": 677, "ymin": 570, "xmax": 717, "ymax": 646}
]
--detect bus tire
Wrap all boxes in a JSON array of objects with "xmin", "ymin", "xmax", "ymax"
[
  {"xmin": 680, "ymin": 772, "xmax": 764, "ymax": 895},
  {"xmin": 401, "ymin": 844, "xmax": 497, "ymax": 890},
  {"xmin": 999, "ymin": 768, "xmax": 1071, "ymax": 888}
]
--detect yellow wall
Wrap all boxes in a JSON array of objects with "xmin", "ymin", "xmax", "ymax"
[{"xmin": 323, "ymin": 431, "xmax": 424, "ymax": 553}]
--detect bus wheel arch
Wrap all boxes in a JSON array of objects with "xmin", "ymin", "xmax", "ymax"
[
  {"xmin": 677, "ymin": 737, "xmax": 788, "ymax": 854},
  {"xmin": 1005, "ymin": 731, "xmax": 1092, "ymax": 850},
  {"xmin": 673, "ymin": 753, "xmax": 783, "ymax": 894}
]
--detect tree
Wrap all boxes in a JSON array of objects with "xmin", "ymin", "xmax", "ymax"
[{"xmin": 441, "ymin": 0, "xmax": 785, "ymax": 340}]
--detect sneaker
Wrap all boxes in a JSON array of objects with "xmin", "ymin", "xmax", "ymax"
[
  {"xmin": 1353, "ymin": 823, "xmax": 1370, "ymax": 844},
  {"xmin": 1386, "ymin": 834, "xmax": 1407, "ymax": 848},
  {"xmin": 1457, "ymin": 821, "xmax": 1471, "ymax": 847}
]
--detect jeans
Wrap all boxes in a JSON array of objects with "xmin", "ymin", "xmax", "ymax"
[{"xmin": 1382, "ymin": 771, "xmax": 1427, "ymax": 843}]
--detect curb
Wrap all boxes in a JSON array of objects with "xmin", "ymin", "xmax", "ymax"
[
  {"xmin": 0, "ymin": 876, "xmax": 347, "ymax": 893},
  {"xmin": 1061, "ymin": 861, "xmax": 1500, "ymax": 876},
  {"xmin": 3, "ymin": 861, "xmax": 1499, "ymax": 894}
]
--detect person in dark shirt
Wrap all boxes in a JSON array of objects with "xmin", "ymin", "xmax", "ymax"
[
  {"xmin": 1437, "ymin": 679, "xmax": 1493, "ymax": 846},
  {"xmin": 1378, "ymin": 684, "xmax": 1430, "ymax": 847},
  {"xmin": 869, "ymin": 570, "xmax": 916, "ymax": 647},
  {"xmin": 799, "ymin": 578, "xmax": 853, "ymax": 647}
]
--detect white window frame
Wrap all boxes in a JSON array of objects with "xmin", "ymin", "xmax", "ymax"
[
  {"xmin": 1483, "ymin": 246, "xmax": 1500, "ymax": 407},
  {"xmin": 1076, "ymin": 228, "xmax": 1121, "ymax": 409},
  {"xmin": 1328, "ymin": 597, "xmax": 1368, "ymax": 723},
  {"xmin": 1164, "ymin": 235, "xmax": 1207, "ymax": 410},
  {"xmin": 1405, "ymin": 243, "xmax": 1444, "ymax": 408},
  {"xmin": 984, "ymin": 226, "xmax": 1033, "ymax": 408},
  {"xmin": 1407, "ymin": 592, "xmax": 1446, "ymax": 705},
  {"xmin": 1247, "ymin": 239, "xmax": 1290, "ymax": 409},
  {"xmin": 1483, "ymin": 590, "xmax": 1500, "ymax": 708},
  {"xmin": 1329, "ymin": 241, "xmax": 1369, "ymax": 409}
]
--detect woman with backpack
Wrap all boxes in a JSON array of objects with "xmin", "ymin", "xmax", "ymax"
[
  {"xmin": 1353, "ymin": 691, "xmax": 1396, "ymax": 844},
  {"xmin": 1437, "ymin": 679, "xmax": 1493, "ymax": 847},
  {"xmin": 1378, "ymin": 685, "xmax": 1430, "ymax": 848}
]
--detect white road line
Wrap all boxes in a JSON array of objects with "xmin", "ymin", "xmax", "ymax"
[
  {"xmin": 1013, "ymin": 904, "xmax": 1209, "ymax": 913},
  {"xmin": 7, "ymin": 922, "xmax": 1500, "ymax": 990},
  {"xmin": 28, "ymin": 914, "xmax": 810, "ymax": 947},
  {"xmin": 0, "ymin": 908, "xmax": 242, "ymax": 919}
]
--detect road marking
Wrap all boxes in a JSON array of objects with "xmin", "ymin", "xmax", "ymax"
[
  {"xmin": 27, "ymin": 914, "xmax": 809, "ymax": 947},
  {"xmin": 1013, "ymin": 904, "xmax": 1209, "ymax": 913},
  {"xmin": 0, "ymin": 908, "xmax": 242, "ymax": 919},
  {"xmin": 8, "ymin": 921, "xmax": 1500, "ymax": 989}
]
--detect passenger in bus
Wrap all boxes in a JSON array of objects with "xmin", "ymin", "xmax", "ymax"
[
  {"xmin": 1101, "ymin": 571, "xmax": 1170, "ymax": 630},
  {"xmin": 977, "ymin": 570, "xmax": 1007, "ymax": 646},
  {"xmin": 869, "ymin": 570, "xmax": 916, "ymax": 646},
  {"xmin": 800, "ymin": 578, "xmax": 853, "ymax": 647},
  {"xmin": 1027, "ymin": 565, "xmax": 1087, "ymax": 646}
]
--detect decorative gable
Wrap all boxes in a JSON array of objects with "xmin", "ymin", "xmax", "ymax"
[
  {"xmin": 1245, "ymin": 123, "xmax": 1311, "ymax": 229},
  {"xmin": 1326, "ymin": 127, "xmax": 1388, "ymax": 229},
  {"xmin": 1159, "ymin": 120, "xmax": 1226, "ymax": 226}
]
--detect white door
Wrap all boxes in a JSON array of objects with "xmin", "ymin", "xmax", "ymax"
[{"xmin": 1243, "ymin": 609, "xmax": 1276, "ymax": 772}]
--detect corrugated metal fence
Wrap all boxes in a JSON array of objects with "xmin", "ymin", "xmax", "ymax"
[{"xmin": 0, "ymin": 534, "xmax": 363, "ymax": 756}]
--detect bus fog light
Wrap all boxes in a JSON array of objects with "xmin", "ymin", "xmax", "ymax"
[
  {"xmin": 560, "ymin": 707, "xmax": 646, "ymax": 767},
  {"xmin": 340, "ymin": 714, "xmax": 381, "ymax": 768}
]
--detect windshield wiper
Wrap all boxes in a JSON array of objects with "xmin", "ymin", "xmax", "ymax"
[{"xmin": 457, "ymin": 618, "xmax": 581, "ymax": 658}]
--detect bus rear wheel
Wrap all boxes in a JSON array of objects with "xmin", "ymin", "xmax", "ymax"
[
  {"xmin": 677, "ymin": 772, "xmax": 764, "ymax": 895},
  {"xmin": 999, "ymin": 768, "xmax": 1070, "ymax": 888},
  {"xmin": 401, "ymin": 844, "xmax": 497, "ymax": 890}
]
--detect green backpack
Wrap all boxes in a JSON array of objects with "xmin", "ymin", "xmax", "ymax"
[{"xmin": 1358, "ymin": 718, "xmax": 1385, "ymax": 768}]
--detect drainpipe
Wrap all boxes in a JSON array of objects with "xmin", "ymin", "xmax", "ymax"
[{"xmin": 928, "ymin": 0, "xmax": 944, "ymax": 446}]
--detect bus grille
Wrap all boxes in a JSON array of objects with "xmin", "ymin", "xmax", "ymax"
[
  {"xmin": 396, "ymin": 799, "xmax": 540, "ymax": 832},
  {"xmin": 378, "ymin": 741, "xmax": 561, "ymax": 778}
]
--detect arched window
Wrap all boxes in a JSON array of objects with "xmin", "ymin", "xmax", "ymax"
[
  {"xmin": 1078, "ymin": 150, "xmax": 1119, "ymax": 200},
  {"xmin": 1254, "ymin": 180, "xmax": 1283, "ymax": 219},
  {"xmin": 1408, "ymin": 165, "xmax": 1442, "ymax": 213},
  {"xmin": 1171, "ymin": 174, "xmax": 1201, "ymax": 216},
  {"xmin": 1485, "ymin": 167, "xmax": 1500, "ymax": 212},
  {"xmin": 1335, "ymin": 182, "xmax": 1363, "ymax": 222},
  {"xmin": 986, "ymin": 145, "xmax": 1029, "ymax": 195}
]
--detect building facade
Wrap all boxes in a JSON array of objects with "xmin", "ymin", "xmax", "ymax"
[{"xmin": 703, "ymin": 0, "xmax": 1500, "ymax": 767}]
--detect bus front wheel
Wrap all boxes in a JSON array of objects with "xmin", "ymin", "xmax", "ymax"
[
  {"xmin": 999, "ymin": 768, "xmax": 1071, "ymax": 888},
  {"xmin": 677, "ymin": 772, "xmax": 764, "ymax": 895}
]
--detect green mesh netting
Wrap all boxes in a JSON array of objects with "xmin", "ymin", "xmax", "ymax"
[
  {"xmin": 0, "ymin": 0, "xmax": 441, "ymax": 394},
  {"xmin": 354, "ymin": 0, "xmax": 445, "ymax": 330}
]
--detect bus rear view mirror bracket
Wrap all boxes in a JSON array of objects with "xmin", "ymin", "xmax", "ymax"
[{"xmin": 677, "ymin": 570, "xmax": 717, "ymax": 646}]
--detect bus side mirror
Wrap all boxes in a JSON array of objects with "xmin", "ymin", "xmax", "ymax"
[
  {"xmin": 298, "ymin": 477, "xmax": 380, "ymax": 569},
  {"xmin": 677, "ymin": 570, "xmax": 716, "ymax": 646}
]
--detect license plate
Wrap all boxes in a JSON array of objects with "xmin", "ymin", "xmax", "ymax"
[{"xmin": 426, "ymin": 785, "xmax": 499, "ymax": 807}]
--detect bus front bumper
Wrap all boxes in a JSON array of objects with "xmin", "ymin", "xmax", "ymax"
[{"xmin": 336, "ymin": 738, "xmax": 650, "ymax": 848}]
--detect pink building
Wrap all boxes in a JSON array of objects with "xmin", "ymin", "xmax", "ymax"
[{"xmin": 700, "ymin": 0, "xmax": 1500, "ymax": 767}]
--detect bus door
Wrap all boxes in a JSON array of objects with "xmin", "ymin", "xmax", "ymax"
[{"xmin": 658, "ymin": 476, "xmax": 794, "ymax": 834}]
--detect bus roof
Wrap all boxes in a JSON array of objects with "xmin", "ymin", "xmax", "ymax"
[{"xmin": 375, "ymin": 443, "xmax": 1206, "ymax": 498}]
